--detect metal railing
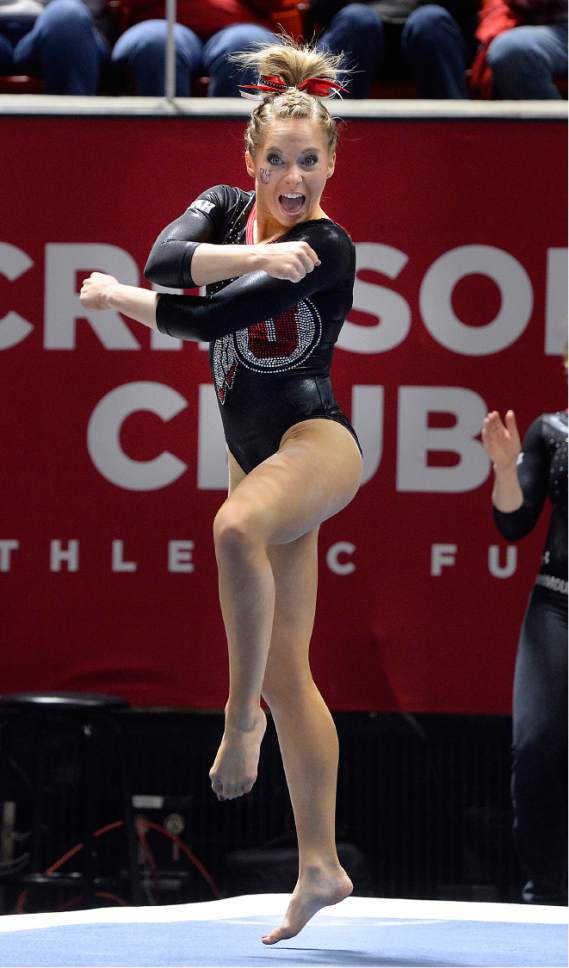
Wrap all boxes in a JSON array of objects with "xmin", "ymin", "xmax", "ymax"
[{"xmin": 165, "ymin": 0, "xmax": 177, "ymax": 103}]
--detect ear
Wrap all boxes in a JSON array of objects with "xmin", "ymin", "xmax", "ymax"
[
  {"xmin": 327, "ymin": 152, "xmax": 336, "ymax": 179},
  {"xmin": 245, "ymin": 150, "xmax": 256, "ymax": 179}
]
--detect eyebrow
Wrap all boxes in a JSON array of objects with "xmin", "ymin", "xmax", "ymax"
[{"xmin": 265, "ymin": 146, "xmax": 321, "ymax": 154}]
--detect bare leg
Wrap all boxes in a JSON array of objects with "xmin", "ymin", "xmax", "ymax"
[
  {"xmin": 209, "ymin": 461, "xmax": 272, "ymax": 800},
  {"xmin": 261, "ymin": 530, "xmax": 352, "ymax": 944},
  {"xmin": 209, "ymin": 420, "xmax": 362, "ymax": 807}
]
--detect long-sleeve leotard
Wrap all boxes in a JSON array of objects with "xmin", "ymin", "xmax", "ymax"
[
  {"xmin": 493, "ymin": 412, "xmax": 568, "ymax": 598},
  {"xmin": 144, "ymin": 184, "xmax": 359, "ymax": 472}
]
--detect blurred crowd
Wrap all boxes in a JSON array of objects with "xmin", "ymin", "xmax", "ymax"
[{"xmin": 0, "ymin": 0, "xmax": 566, "ymax": 99}]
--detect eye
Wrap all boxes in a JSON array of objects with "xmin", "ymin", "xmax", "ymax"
[
  {"xmin": 302, "ymin": 155, "xmax": 319, "ymax": 168},
  {"xmin": 266, "ymin": 153, "xmax": 283, "ymax": 166}
]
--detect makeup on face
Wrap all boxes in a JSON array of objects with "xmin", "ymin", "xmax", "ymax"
[{"xmin": 250, "ymin": 119, "xmax": 333, "ymax": 229}]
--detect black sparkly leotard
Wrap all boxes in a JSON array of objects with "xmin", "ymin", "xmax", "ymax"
[
  {"xmin": 144, "ymin": 184, "xmax": 360, "ymax": 473},
  {"xmin": 491, "ymin": 413, "xmax": 568, "ymax": 904}
]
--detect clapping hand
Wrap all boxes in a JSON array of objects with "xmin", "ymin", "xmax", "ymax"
[{"xmin": 481, "ymin": 410, "xmax": 522, "ymax": 472}]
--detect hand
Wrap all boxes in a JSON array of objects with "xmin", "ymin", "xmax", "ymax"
[
  {"xmin": 256, "ymin": 241, "xmax": 320, "ymax": 283},
  {"xmin": 481, "ymin": 410, "xmax": 522, "ymax": 472},
  {"xmin": 80, "ymin": 272, "xmax": 119, "ymax": 310}
]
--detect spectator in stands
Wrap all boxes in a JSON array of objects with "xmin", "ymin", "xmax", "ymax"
[
  {"xmin": 111, "ymin": 2, "xmax": 384, "ymax": 98},
  {"xmin": 110, "ymin": 2, "xmax": 275, "ymax": 96},
  {"xmin": 308, "ymin": 2, "xmax": 479, "ymax": 98},
  {"xmin": 0, "ymin": 0, "xmax": 109, "ymax": 94},
  {"xmin": 305, "ymin": 3, "xmax": 385, "ymax": 97},
  {"xmin": 471, "ymin": 0, "xmax": 567, "ymax": 99}
]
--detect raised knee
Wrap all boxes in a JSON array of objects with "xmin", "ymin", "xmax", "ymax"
[
  {"xmin": 487, "ymin": 31, "xmax": 541, "ymax": 75},
  {"xmin": 41, "ymin": 0, "xmax": 92, "ymax": 30},
  {"xmin": 333, "ymin": 4, "xmax": 382, "ymax": 36},
  {"xmin": 213, "ymin": 503, "xmax": 261, "ymax": 560},
  {"xmin": 405, "ymin": 5, "xmax": 455, "ymax": 48}
]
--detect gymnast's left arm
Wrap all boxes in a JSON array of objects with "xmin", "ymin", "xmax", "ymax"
[{"xmin": 79, "ymin": 272, "xmax": 159, "ymax": 329}]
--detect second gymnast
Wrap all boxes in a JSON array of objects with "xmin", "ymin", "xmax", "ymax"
[{"xmin": 80, "ymin": 39, "xmax": 363, "ymax": 944}]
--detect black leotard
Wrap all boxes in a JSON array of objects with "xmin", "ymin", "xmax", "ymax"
[
  {"xmin": 492, "ymin": 411, "xmax": 568, "ymax": 600},
  {"xmin": 144, "ymin": 184, "xmax": 360, "ymax": 473},
  {"xmin": 491, "ymin": 412, "xmax": 568, "ymax": 904}
]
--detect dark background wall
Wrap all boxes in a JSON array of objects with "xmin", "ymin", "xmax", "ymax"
[{"xmin": 0, "ymin": 711, "xmax": 519, "ymax": 913}]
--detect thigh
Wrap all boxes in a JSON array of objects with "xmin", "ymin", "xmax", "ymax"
[
  {"xmin": 202, "ymin": 23, "xmax": 276, "ymax": 95},
  {"xmin": 490, "ymin": 24, "xmax": 567, "ymax": 71},
  {"xmin": 202, "ymin": 23, "xmax": 275, "ymax": 67},
  {"xmin": 226, "ymin": 419, "xmax": 363, "ymax": 546},
  {"xmin": 112, "ymin": 20, "xmax": 202, "ymax": 65},
  {"xmin": 513, "ymin": 590, "xmax": 568, "ymax": 751}
]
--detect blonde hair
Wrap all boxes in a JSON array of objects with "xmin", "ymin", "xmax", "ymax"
[{"xmin": 233, "ymin": 38, "xmax": 346, "ymax": 157}]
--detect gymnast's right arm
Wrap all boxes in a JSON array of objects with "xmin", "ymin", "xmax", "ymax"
[{"xmin": 482, "ymin": 411, "xmax": 548, "ymax": 540}]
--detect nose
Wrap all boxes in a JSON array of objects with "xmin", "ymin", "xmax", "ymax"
[{"xmin": 284, "ymin": 165, "xmax": 303, "ymax": 187}]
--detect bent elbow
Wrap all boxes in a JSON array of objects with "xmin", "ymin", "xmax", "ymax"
[{"xmin": 143, "ymin": 250, "xmax": 164, "ymax": 284}]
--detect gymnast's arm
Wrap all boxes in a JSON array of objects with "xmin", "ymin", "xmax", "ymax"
[
  {"xmin": 155, "ymin": 222, "xmax": 353, "ymax": 341},
  {"xmin": 491, "ymin": 418, "xmax": 548, "ymax": 541},
  {"xmin": 79, "ymin": 223, "xmax": 352, "ymax": 333},
  {"xmin": 144, "ymin": 186, "xmax": 319, "ymax": 288},
  {"xmin": 143, "ymin": 186, "xmax": 237, "ymax": 288}
]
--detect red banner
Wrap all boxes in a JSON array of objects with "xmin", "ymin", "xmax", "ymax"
[{"xmin": 1, "ymin": 116, "xmax": 566, "ymax": 713}]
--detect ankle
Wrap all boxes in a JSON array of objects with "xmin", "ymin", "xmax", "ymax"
[
  {"xmin": 298, "ymin": 859, "xmax": 343, "ymax": 881},
  {"xmin": 224, "ymin": 703, "xmax": 263, "ymax": 732}
]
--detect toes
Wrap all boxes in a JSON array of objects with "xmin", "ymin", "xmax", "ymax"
[{"xmin": 261, "ymin": 927, "xmax": 291, "ymax": 946}]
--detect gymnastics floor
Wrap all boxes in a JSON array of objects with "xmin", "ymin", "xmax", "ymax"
[{"xmin": 0, "ymin": 894, "xmax": 566, "ymax": 968}]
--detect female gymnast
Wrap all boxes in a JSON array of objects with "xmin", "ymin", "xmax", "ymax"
[
  {"xmin": 80, "ymin": 40, "xmax": 362, "ymax": 943},
  {"xmin": 482, "ymin": 403, "xmax": 567, "ymax": 905}
]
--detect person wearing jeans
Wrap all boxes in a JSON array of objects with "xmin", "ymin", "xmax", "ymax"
[
  {"xmin": 309, "ymin": 1, "xmax": 478, "ymax": 98},
  {"xmin": 110, "ymin": 2, "xmax": 275, "ymax": 97},
  {"xmin": 111, "ymin": 2, "xmax": 385, "ymax": 98},
  {"xmin": 402, "ymin": 4, "xmax": 471, "ymax": 97},
  {"xmin": 487, "ymin": 20, "xmax": 567, "ymax": 98},
  {"xmin": 0, "ymin": 0, "xmax": 109, "ymax": 94}
]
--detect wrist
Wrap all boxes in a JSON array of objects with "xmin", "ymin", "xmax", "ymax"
[
  {"xmin": 492, "ymin": 459, "xmax": 519, "ymax": 479},
  {"xmin": 104, "ymin": 282, "xmax": 123, "ymax": 310},
  {"xmin": 249, "ymin": 246, "xmax": 266, "ymax": 273}
]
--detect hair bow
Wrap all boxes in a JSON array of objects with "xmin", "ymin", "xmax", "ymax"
[{"xmin": 239, "ymin": 74, "xmax": 346, "ymax": 101}]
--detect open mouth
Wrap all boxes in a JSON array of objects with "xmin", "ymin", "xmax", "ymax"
[{"xmin": 278, "ymin": 193, "xmax": 306, "ymax": 216}]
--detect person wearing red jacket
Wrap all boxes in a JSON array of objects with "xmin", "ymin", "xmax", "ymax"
[{"xmin": 471, "ymin": 0, "xmax": 567, "ymax": 98}]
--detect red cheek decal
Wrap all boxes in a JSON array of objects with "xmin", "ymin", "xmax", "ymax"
[{"xmin": 260, "ymin": 168, "xmax": 272, "ymax": 184}]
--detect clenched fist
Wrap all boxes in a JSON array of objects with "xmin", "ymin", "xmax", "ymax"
[
  {"xmin": 79, "ymin": 272, "xmax": 119, "ymax": 310},
  {"xmin": 256, "ymin": 240, "xmax": 320, "ymax": 283}
]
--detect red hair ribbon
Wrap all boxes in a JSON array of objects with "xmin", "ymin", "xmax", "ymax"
[{"xmin": 239, "ymin": 74, "xmax": 346, "ymax": 100}]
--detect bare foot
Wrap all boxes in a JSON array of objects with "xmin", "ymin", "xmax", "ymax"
[
  {"xmin": 209, "ymin": 708, "xmax": 266, "ymax": 800},
  {"xmin": 261, "ymin": 865, "xmax": 353, "ymax": 945}
]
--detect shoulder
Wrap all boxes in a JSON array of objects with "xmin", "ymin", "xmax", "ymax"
[
  {"xmin": 541, "ymin": 411, "xmax": 569, "ymax": 444},
  {"xmin": 289, "ymin": 217, "xmax": 353, "ymax": 247},
  {"xmin": 186, "ymin": 185, "xmax": 253, "ymax": 220},
  {"xmin": 522, "ymin": 415, "xmax": 546, "ymax": 447},
  {"xmin": 521, "ymin": 413, "xmax": 567, "ymax": 454},
  {"xmin": 543, "ymin": 410, "xmax": 568, "ymax": 432}
]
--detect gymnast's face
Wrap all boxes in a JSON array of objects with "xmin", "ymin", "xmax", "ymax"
[{"xmin": 246, "ymin": 117, "xmax": 335, "ymax": 232}]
